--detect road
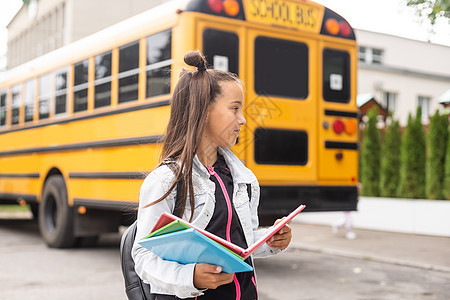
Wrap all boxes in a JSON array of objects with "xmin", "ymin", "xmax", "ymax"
[{"xmin": 0, "ymin": 218, "xmax": 449, "ymax": 300}]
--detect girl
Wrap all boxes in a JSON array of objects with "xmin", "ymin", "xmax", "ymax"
[{"xmin": 132, "ymin": 50, "xmax": 292, "ymax": 299}]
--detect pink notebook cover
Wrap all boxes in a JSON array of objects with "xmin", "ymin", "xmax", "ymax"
[{"xmin": 150, "ymin": 204, "xmax": 306, "ymax": 259}]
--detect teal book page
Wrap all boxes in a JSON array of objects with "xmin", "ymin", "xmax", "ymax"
[
  {"xmin": 141, "ymin": 220, "xmax": 190, "ymax": 240},
  {"xmin": 138, "ymin": 228, "xmax": 253, "ymax": 273}
]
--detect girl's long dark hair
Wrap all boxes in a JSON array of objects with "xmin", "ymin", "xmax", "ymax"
[{"xmin": 143, "ymin": 50, "xmax": 240, "ymax": 221}]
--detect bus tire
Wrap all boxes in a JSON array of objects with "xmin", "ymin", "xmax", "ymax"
[{"xmin": 38, "ymin": 175, "xmax": 75, "ymax": 248}]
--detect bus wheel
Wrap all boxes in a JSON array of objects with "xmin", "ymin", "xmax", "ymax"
[{"xmin": 38, "ymin": 175, "xmax": 75, "ymax": 248}]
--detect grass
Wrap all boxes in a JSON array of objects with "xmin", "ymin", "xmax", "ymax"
[{"xmin": 0, "ymin": 204, "xmax": 31, "ymax": 212}]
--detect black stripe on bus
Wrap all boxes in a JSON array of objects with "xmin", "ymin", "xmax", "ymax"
[
  {"xmin": 0, "ymin": 134, "xmax": 163, "ymax": 157},
  {"xmin": 73, "ymin": 198, "xmax": 138, "ymax": 211},
  {"xmin": 324, "ymin": 110, "xmax": 359, "ymax": 118},
  {"xmin": 0, "ymin": 193, "xmax": 38, "ymax": 202},
  {"xmin": 0, "ymin": 173, "xmax": 40, "ymax": 178},
  {"xmin": 69, "ymin": 172, "xmax": 146, "ymax": 180},
  {"xmin": 325, "ymin": 141, "xmax": 359, "ymax": 150},
  {"xmin": 0, "ymin": 99, "xmax": 170, "ymax": 136}
]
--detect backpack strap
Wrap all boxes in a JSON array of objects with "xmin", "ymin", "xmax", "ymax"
[
  {"xmin": 120, "ymin": 160, "xmax": 183, "ymax": 300},
  {"xmin": 120, "ymin": 222, "xmax": 154, "ymax": 300},
  {"xmin": 246, "ymin": 183, "xmax": 252, "ymax": 202}
]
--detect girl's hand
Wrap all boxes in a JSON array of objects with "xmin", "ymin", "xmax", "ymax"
[
  {"xmin": 266, "ymin": 217, "xmax": 292, "ymax": 250},
  {"xmin": 193, "ymin": 264, "xmax": 234, "ymax": 289}
]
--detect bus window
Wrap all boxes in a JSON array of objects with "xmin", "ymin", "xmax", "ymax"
[
  {"xmin": 11, "ymin": 84, "xmax": 21, "ymax": 125},
  {"xmin": 39, "ymin": 73, "xmax": 51, "ymax": 120},
  {"xmin": 255, "ymin": 37, "xmax": 308, "ymax": 99},
  {"xmin": 146, "ymin": 30, "xmax": 172, "ymax": 98},
  {"xmin": 118, "ymin": 41, "xmax": 139, "ymax": 103},
  {"xmin": 94, "ymin": 50, "xmax": 112, "ymax": 108},
  {"xmin": 73, "ymin": 59, "xmax": 89, "ymax": 112},
  {"xmin": 55, "ymin": 68, "xmax": 68, "ymax": 115},
  {"xmin": 323, "ymin": 48, "xmax": 350, "ymax": 103},
  {"xmin": 24, "ymin": 79, "xmax": 35, "ymax": 123},
  {"xmin": 0, "ymin": 89, "xmax": 6, "ymax": 127},
  {"xmin": 203, "ymin": 29, "xmax": 239, "ymax": 75},
  {"xmin": 254, "ymin": 128, "xmax": 308, "ymax": 165}
]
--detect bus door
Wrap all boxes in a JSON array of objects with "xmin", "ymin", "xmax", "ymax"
[
  {"xmin": 244, "ymin": 28, "xmax": 319, "ymax": 214},
  {"xmin": 318, "ymin": 42, "xmax": 359, "ymax": 199}
]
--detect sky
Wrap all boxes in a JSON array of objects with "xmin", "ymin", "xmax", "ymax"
[
  {"xmin": 314, "ymin": 0, "xmax": 450, "ymax": 45},
  {"xmin": 0, "ymin": 0, "xmax": 449, "ymax": 70}
]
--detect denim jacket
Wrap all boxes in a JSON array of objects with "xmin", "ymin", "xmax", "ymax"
[{"xmin": 132, "ymin": 147, "xmax": 281, "ymax": 299}]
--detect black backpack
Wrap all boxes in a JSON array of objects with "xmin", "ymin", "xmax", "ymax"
[
  {"xmin": 120, "ymin": 162, "xmax": 251, "ymax": 300},
  {"xmin": 120, "ymin": 161, "xmax": 182, "ymax": 300}
]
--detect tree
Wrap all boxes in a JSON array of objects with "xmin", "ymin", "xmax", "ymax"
[
  {"xmin": 380, "ymin": 119, "xmax": 402, "ymax": 197},
  {"xmin": 443, "ymin": 123, "xmax": 450, "ymax": 200},
  {"xmin": 426, "ymin": 110, "xmax": 449, "ymax": 199},
  {"xmin": 398, "ymin": 107, "xmax": 426, "ymax": 198},
  {"xmin": 406, "ymin": 0, "xmax": 450, "ymax": 26},
  {"xmin": 361, "ymin": 108, "xmax": 381, "ymax": 196}
]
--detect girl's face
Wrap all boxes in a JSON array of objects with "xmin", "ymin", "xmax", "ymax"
[{"xmin": 203, "ymin": 81, "xmax": 246, "ymax": 149}]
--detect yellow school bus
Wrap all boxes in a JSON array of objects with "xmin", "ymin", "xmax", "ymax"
[{"xmin": 0, "ymin": 0, "xmax": 358, "ymax": 247}]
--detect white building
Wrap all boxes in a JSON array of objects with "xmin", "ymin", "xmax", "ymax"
[
  {"xmin": 355, "ymin": 29, "xmax": 450, "ymax": 125},
  {"xmin": 6, "ymin": 1, "xmax": 450, "ymax": 125},
  {"xmin": 6, "ymin": 0, "xmax": 164, "ymax": 69}
]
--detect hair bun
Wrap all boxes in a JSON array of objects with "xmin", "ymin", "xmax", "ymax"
[{"xmin": 184, "ymin": 50, "xmax": 207, "ymax": 70}]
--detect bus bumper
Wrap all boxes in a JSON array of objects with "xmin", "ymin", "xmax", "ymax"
[{"xmin": 259, "ymin": 185, "xmax": 358, "ymax": 217}]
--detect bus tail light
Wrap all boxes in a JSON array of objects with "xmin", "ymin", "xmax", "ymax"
[
  {"xmin": 187, "ymin": 0, "xmax": 244, "ymax": 20},
  {"xmin": 345, "ymin": 119, "xmax": 357, "ymax": 135},
  {"xmin": 325, "ymin": 19, "xmax": 339, "ymax": 35},
  {"xmin": 208, "ymin": 0, "xmax": 223, "ymax": 13},
  {"xmin": 340, "ymin": 21, "xmax": 351, "ymax": 37},
  {"xmin": 333, "ymin": 119, "xmax": 345, "ymax": 134},
  {"xmin": 223, "ymin": 0, "xmax": 240, "ymax": 16},
  {"xmin": 320, "ymin": 8, "xmax": 355, "ymax": 40}
]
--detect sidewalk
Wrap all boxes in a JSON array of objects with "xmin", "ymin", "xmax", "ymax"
[
  {"xmin": 289, "ymin": 222, "xmax": 450, "ymax": 272},
  {"xmin": 294, "ymin": 197, "xmax": 450, "ymax": 237}
]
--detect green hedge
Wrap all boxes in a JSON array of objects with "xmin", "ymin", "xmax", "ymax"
[
  {"xmin": 361, "ymin": 108, "xmax": 381, "ymax": 196},
  {"xmin": 380, "ymin": 119, "xmax": 402, "ymax": 197},
  {"xmin": 398, "ymin": 107, "xmax": 426, "ymax": 199},
  {"xmin": 444, "ymin": 124, "xmax": 450, "ymax": 200},
  {"xmin": 426, "ymin": 110, "xmax": 449, "ymax": 199},
  {"xmin": 361, "ymin": 107, "xmax": 449, "ymax": 200}
]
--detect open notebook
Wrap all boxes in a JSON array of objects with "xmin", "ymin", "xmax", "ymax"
[{"xmin": 144, "ymin": 204, "xmax": 306, "ymax": 260}]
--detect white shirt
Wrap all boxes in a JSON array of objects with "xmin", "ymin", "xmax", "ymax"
[{"xmin": 132, "ymin": 147, "xmax": 281, "ymax": 299}]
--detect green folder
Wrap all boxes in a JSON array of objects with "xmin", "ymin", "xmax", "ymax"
[{"xmin": 140, "ymin": 220, "xmax": 246, "ymax": 263}]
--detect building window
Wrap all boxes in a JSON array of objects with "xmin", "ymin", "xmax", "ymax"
[
  {"xmin": 11, "ymin": 84, "xmax": 21, "ymax": 125},
  {"xmin": 146, "ymin": 30, "xmax": 172, "ymax": 98},
  {"xmin": 55, "ymin": 68, "xmax": 68, "ymax": 115},
  {"xmin": 359, "ymin": 46, "xmax": 383, "ymax": 64},
  {"xmin": 24, "ymin": 79, "xmax": 35, "ymax": 123},
  {"xmin": 39, "ymin": 73, "xmax": 51, "ymax": 120},
  {"xmin": 0, "ymin": 89, "xmax": 6, "ymax": 127},
  {"xmin": 382, "ymin": 91, "xmax": 396, "ymax": 112},
  {"xmin": 118, "ymin": 41, "xmax": 140, "ymax": 103},
  {"xmin": 418, "ymin": 96, "xmax": 430, "ymax": 119},
  {"xmin": 94, "ymin": 50, "xmax": 112, "ymax": 108},
  {"xmin": 73, "ymin": 59, "xmax": 89, "ymax": 112}
]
